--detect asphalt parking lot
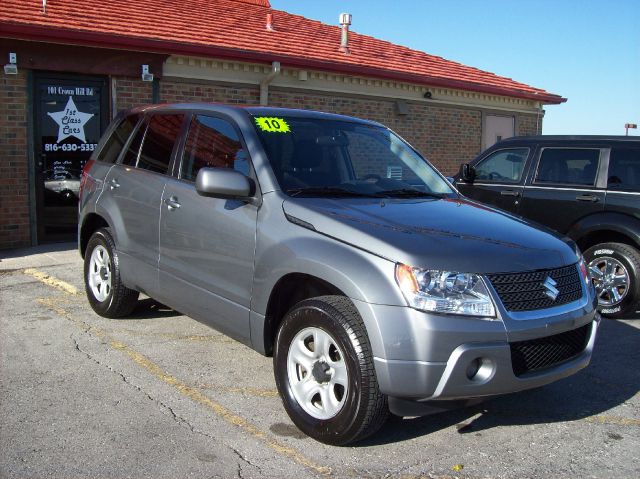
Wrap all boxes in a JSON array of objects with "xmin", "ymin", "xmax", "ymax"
[{"xmin": 1, "ymin": 243, "xmax": 639, "ymax": 479}]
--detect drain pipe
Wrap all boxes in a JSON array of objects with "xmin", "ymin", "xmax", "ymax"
[{"xmin": 260, "ymin": 61, "xmax": 281, "ymax": 106}]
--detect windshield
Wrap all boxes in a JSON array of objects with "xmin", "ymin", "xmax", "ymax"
[{"xmin": 252, "ymin": 115, "xmax": 455, "ymax": 198}]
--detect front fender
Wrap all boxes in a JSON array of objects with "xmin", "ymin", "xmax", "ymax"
[{"xmin": 251, "ymin": 203, "xmax": 404, "ymax": 316}]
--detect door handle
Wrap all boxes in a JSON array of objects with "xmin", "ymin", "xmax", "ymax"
[
  {"xmin": 500, "ymin": 190, "xmax": 520, "ymax": 197},
  {"xmin": 109, "ymin": 178, "xmax": 120, "ymax": 190},
  {"xmin": 576, "ymin": 194, "xmax": 599, "ymax": 202},
  {"xmin": 164, "ymin": 196, "xmax": 181, "ymax": 210}
]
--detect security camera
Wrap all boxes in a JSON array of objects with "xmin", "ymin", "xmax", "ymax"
[{"xmin": 423, "ymin": 91, "xmax": 432, "ymax": 99}]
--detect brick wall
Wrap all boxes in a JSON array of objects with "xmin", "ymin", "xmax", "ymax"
[
  {"xmin": 114, "ymin": 77, "xmax": 154, "ymax": 112},
  {"xmin": 517, "ymin": 113, "xmax": 541, "ymax": 136},
  {"xmin": 0, "ymin": 71, "xmax": 30, "ymax": 249},
  {"xmin": 160, "ymin": 80, "xmax": 260, "ymax": 105}
]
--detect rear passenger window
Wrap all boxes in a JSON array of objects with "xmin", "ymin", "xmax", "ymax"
[
  {"xmin": 474, "ymin": 148, "xmax": 529, "ymax": 183},
  {"xmin": 608, "ymin": 148, "xmax": 640, "ymax": 192},
  {"xmin": 120, "ymin": 121, "xmax": 146, "ymax": 167},
  {"xmin": 181, "ymin": 115, "xmax": 247, "ymax": 181},
  {"xmin": 137, "ymin": 114, "xmax": 184, "ymax": 174},
  {"xmin": 535, "ymin": 148, "xmax": 600, "ymax": 185},
  {"xmin": 96, "ymin": 114, "xmax": 140, "ymax": 163}
]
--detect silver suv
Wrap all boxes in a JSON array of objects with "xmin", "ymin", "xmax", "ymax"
[{"xmin": 79, "ymin": 104, "xmax": 600, "ymax": 445}]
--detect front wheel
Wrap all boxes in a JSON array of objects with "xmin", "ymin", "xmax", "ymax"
[
  {"xmin": 584, "ymin": 242, "xmax": 640, "ymax": 319},
  {"xmin": 273, "ymin": 296, "xmax": 388, "ymax": 445},
  {"xmin": 84, "ymin": 227, "xmax": 139, "ymax": 318}
]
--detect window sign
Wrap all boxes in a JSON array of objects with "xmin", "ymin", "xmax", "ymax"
[{"xmin": 40, "ymin": 86, "xmax": 101, "ymax": 179}]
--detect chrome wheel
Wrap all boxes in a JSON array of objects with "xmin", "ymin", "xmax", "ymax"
[
  {"xmin": 287, "ymin": 327, "xmax": 348, "ymax": 420},
  {"xmin": 88, "ymin": 245, "xmax": 112, "ymax": 302},
  {"xmin": 588, "ymin": 256, "xmax": 629, "ymax": 306}
]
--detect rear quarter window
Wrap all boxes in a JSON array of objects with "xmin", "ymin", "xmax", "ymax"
[
  {"xmin": 95, "ymin": 114, "xmax": 140, "ymax": 164},
  {"xmin": 608, "ymin": 147, "xmax": 640, "ymax": 192}
]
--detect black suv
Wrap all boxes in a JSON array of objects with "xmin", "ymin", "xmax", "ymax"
[{"xmin": 456, "ymin": 136, "xmax": 640, "ymax": 318}]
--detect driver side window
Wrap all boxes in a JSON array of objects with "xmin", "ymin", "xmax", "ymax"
[{"xmin": 475, "ymin": 148, "xmax": 529, "ymax": 183}]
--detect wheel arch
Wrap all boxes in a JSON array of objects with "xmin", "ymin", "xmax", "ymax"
[
  {"xmin": 79, "ymin": 213, "xmax": 110, "ymax": 258},
  {"xmin": 261, "ymin": 273, "xmax": 346, "ymax": 356},
  {"xmin": 567, "ymin": 212, "xmax": 640, "ymax": 253}
]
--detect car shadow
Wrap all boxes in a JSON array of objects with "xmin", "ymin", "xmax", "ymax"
[
  {"xmin": 117, "ymin": 298, "xmax": 182, "ymax": 320},
  {"xmin": 358, "ymin": 318, "xmax": 640, "ymax": 446}
]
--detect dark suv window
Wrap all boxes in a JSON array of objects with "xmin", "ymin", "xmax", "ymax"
[
  {"xmin": 474, "ymin": 148, "xmax": 529, "ymax": 183},
  {"xmin": 181, "ymin": 115, "xmax": 247, "ymax": 181},
  {"xmin": 608, "ymin": 148, "xmax": 640, "ymax": 192},
  {"xmin": 96, "ymin": 114, "xmax": 140, "ymax": 164},
  {"xmin": 137, "ymin": 114, "xmax": 185, "ymax": 174},
  {"xmin": 535, "ymin": 148, "xmax": 600, "ymax": 186}
]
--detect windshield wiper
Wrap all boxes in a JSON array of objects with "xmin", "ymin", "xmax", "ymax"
[
  {"xmin": 286, "ymin": 187, "xmax": 373, "ymax": 198},
  {"xmin": 373, "ymin": 188, "xmax": 447, "ymax": 199}
]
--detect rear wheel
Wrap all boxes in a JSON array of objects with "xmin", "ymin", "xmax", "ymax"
[
  {"xmin": 84, "ymin": 227, "xmax": 139, "ymax": 318},
  {"xmin": 273, "ymin": 296, "xmax": 388, "ymax": 445},
  {"xmin": 584, "ymin": 242, "xmax": 640, "ymax": 319}
]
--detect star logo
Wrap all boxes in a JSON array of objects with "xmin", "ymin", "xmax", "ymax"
[{"xmin": 47, "ymin": 96, "xmax": 94, "ymax": 143}]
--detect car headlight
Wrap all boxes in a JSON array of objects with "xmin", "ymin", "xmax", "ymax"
[{"xmin": 395, "ymin": 264, "xmax": 496, "ymax": 317}]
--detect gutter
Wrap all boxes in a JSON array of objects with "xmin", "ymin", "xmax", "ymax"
[{"xmin": 0, "ymin": 23, "xmax": 567, "ymax": 105}]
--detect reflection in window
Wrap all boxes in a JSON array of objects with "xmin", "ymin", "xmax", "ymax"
[
  {"xmin": 137, "ymin": 114, "xmax": 184, "ymax": 174},
  {"xmin": 535, "ymin": 148, "xmax": 600, "ymax": 185},
  {"xmin": 97, "ymin": 114, "xmax": 139, "ymax": 164},
  {"xmin": 475, "ymin": 148, "xmax": 529, "ymax": 183},
  {"xmin": 181, "ymin": 115, "xmax": 246, "ymax": 181}
]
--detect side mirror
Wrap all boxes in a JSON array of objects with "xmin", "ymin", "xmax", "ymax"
[
  {"xmin": 195, "ymin": 167, "xmax": 254, "ymax": 199},
  {"xmin": 460, "ymin": 163, "xmax": 476, "ymax": 183}
]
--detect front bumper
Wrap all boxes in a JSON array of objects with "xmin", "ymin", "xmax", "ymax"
[{"xmin": 353, "ymin": 296, "xmax": 599, "ymax": 409}]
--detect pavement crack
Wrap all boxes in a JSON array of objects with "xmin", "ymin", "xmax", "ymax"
[
  {"xmin": 70, "ymin": 330, "xmax": 263, "ymax": 477},
  {"xmin": 230, "ymin": 446, "xmax": 262, "ymax": 478},
  {"xmin": 70, "ymin": 332, "xmax": 192, "ymax": 429}
]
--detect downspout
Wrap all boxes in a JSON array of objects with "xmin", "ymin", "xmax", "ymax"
[{"xmin": 260, "ymin": 61, "xmax": 281, "ymax": 106}]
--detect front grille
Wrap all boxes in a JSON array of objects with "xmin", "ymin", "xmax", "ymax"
[
  {"xmin": 487, "ymin": 264, "xmax": 583, "ymax": 312},
  {"xmin": 510, "ymin": 323, "xmax": 591, "ymax": 376}
]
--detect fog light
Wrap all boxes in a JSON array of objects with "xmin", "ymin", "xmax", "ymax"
[
  {"xmin": 466, "ymin": 358, "xmax": 481, "ymax": 379},
  {"xmin": 465, "ymin": 357, "xmax": 495, "ymax": 383}
]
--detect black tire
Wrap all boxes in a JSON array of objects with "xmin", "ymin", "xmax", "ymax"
[
  {"xmin": 273, "ymin": 295, "xmax": 388, "ymax": 445},
  {"xmin": 584, "ymin": 242, "xmax": 640, "ymax": 319},
  {"xmin": 84, "ymin": 227, "xmax": 139, "ymax": 318}
]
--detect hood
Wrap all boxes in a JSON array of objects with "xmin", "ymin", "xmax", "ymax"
[{"xmin": 282, "ymin": 197, "xmax": 579, "ymax": 273}]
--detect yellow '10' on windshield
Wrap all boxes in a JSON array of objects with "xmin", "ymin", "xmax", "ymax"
[{"xmin": 254, "ymin": 117, "xmax": 291, "ymax": 133}]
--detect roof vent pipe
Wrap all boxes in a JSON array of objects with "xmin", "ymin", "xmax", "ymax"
[
  {"xmin": 260, "ymin": 61, "xmax": 281, "ymax": 106},
  {"xmin": 266, "ymin": 13, "xmax": 274, "ymax": 31},
  {"xmin": 339, "ymin": 13, "xmax": 352, "ymax": 54}
]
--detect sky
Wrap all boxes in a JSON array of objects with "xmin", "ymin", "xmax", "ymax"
[{"xmin": 270, "ymin": 0, "xmax": 640, "ymax": 136}]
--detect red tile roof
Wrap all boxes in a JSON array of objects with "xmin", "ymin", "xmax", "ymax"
[{"xmin": 0, "ymin": 0, "xmax": 565, "ymax": 104}]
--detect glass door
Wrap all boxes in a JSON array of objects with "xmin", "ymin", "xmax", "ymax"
[{"xmin": 34, "ymin": 73, "xmax": 108, "ymax": 242}]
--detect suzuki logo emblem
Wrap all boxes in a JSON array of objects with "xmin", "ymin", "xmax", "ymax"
[{"xmin": 542, "ymin": 276, "xmax": 560, "ymax": 301}]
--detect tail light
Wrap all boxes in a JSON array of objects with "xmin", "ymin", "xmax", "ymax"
[{"xmin": 79, "ymin": 159, "xmax": 95, "ymax": 199}]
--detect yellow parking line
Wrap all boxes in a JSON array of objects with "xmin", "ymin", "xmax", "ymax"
[
  {"xmin": 35, "ymin": 294, "xmax": 331, "ymax": 476},
  {"xmin": 24, "ymin": 268, "xmax": 80, "ymax": 296},
  {"xmin": 110, "ymin": 340, "xmax": 330, "ymax": 475},
  {"xmin": 585, "ymin": 415, "xmax": 640, "ymax": 427},
  {"xmin": 196, "ymin": 384, "xmax": 280, "ymax": 398}
]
